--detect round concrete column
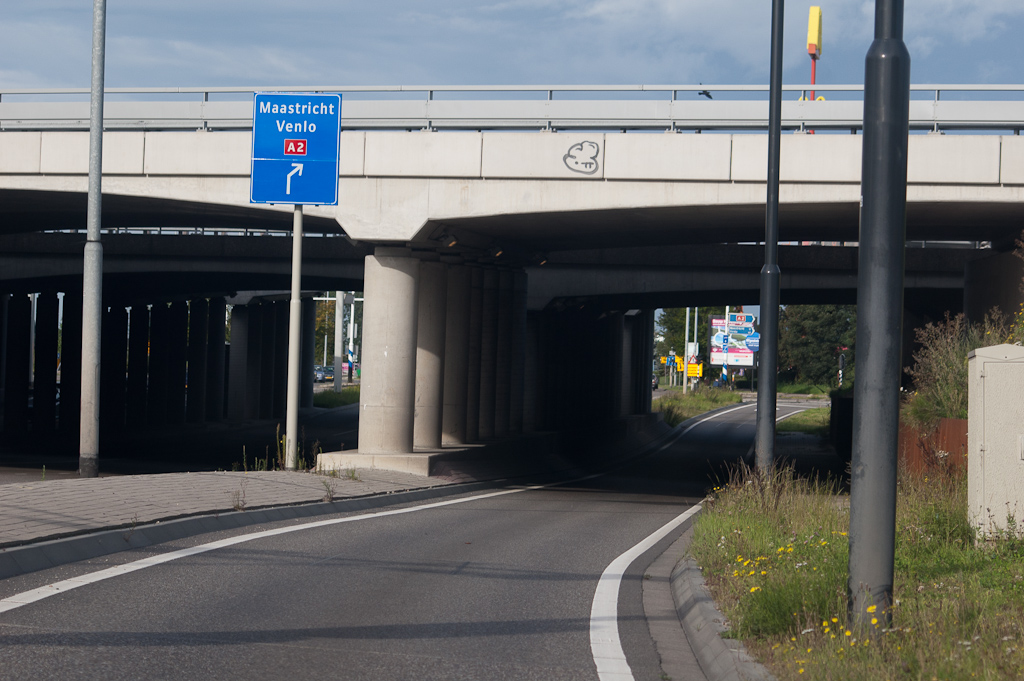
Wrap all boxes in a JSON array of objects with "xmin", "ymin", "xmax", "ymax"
[
  {"xmin": 146, "ymin": 303, "xmax": 170, "ymax": 427},
  {"xmin": 478, "ymin": 268, "xmax": 499, "ymax": 440},
  {"xmin": 186, "ymin": 298, "xmax": 209, "ymax": 424},
  {"xmin": 494, "ymin": 270, "xmax": 513, "ymax": 438},
  {"xmin": 33, "ymin": 292, "xmax": 60, "ymax": 435},
  {"xmin": 272, "ymin": 301, "xmax": 288, "ymax": 419},
  {"xmin": 100, "ymin": 305, "xmax": 128, "ymax": 434},
  {"xmin": 3, "ymin": 295, "xmax": 31, "ymax": 437},
  {"xmin": 126, "ymin": 305, "xmax": 150, "ymax": 429},
  {"xmin": 509, "ymin": 270, "xmax": 528, "ymax": 434},
  {"xmin": 60, "ymin": 287, "xmax": 83, "ymax": 440},
  {"xmin": 259, "ymin": 300, "xmax": 277, "ymax": 419},
  {"xmin": 301, "ymin": 297, "xmax": 316, "ymax": 409},
  {"xmin": 166, "ymin": 301, "xmax": 189, "ymax": 426},
  {"xmin": 358, "ymin": 248, "xmax": 420, "ymax": 454},
  {"xmin": 205, "ymin": 297, "xmax": 226, "ymax": 422},
  {"xmin": 414, "ymin": 257, "xmax": 447, "ymax": 449},
  {"xmin": 465, "ymin": 266, "xmax": 484, "ymax": 442},
  {"xmin": 441, "ymin": 262, "xmax": 471, "ymax": 445}
]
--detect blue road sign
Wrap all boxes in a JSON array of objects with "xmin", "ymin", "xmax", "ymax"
[
  {"xmin": 251, "ymin": 93, "xmax": 341, "ymax": 205},
  {"xmin": 745, "ymin": 332, "xmax": 761, "ymax": 352}
]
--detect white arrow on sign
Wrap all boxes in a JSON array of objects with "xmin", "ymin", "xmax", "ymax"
[{"xmin": 286, "ymin": 163, "xmax": 303, "ymax": 195}]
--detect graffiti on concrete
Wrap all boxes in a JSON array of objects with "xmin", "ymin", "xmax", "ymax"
[{"xmin": 563, "ymin": 141, "xmax": 600, "ymax": 175}]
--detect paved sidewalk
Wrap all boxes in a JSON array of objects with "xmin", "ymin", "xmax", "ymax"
[{"xmin": 0, "ymin": 468, "xmax": 449, "ymax": 549}]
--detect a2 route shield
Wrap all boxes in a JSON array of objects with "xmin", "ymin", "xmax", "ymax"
[{"xmin": 250, "ymin": 93, "xmax": 342, "ymax": 206}]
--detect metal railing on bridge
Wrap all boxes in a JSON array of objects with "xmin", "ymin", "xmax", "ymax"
[{"xmin": 3, "ymin": 84, "xmax": 1024, "ymax": 133}]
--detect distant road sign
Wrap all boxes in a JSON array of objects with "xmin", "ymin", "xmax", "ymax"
[
  {"xmin": 251, "ymin": 93, "xmax": 341, "ymax": 205},
  {"xmin": 745, "ymin": 332, "xmax": 761, "ymax": 352}
]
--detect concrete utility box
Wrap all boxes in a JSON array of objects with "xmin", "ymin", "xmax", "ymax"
[{"xmin": 968, "ymin": 344, "xmax": 1024, "ymax": 538}]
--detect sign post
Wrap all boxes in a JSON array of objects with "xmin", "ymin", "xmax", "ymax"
[{"xmin": 251, "ymin": 92, "xmax": 341, "ymax": 470}]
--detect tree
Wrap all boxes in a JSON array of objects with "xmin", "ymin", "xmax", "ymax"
[
  {"xmin": 778, "ymin": 304, "xmax": 856, "ymax": 386},
  {"xmin": 314, "ymin": 293, "xmax": 363, "ymax": 368},
  {"xmin": 656, "ymin": 306, "xmax": 728, "ymax": 368}
]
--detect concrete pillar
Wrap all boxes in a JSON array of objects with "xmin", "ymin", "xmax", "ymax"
[
  {"xmin": 100, "ymin": 305, "xmax": 128, "ymax": 434},
  {"xmin": 186, "ymin": 298, "xmax": 209, "ymax": 424},
  {"xmin": 358, "ymin": 248, "xmax": 419, "ymax": 454},
  {"xmin": 226, "ymin": 304, "xmax": 250, "ymax": 421},
  {"xmin": 522, "ymin": 312, "xmax": 543, "ymax": 432},
  {"xmin": 618, "ymin": 313, "xmax": 632, "ymax": 417},
  {"xmin": 60, "ymin": 287, "xmax": 83, "ymax": 440},
  {"xmin": 478, "ymin": 268, "xmax": 499, "ymax": 440},
  {"xmin": 147, "ymin": 303, "xmax": 170, "ymax": 427},
  {"xmin": 33, "ymin": 292, "xmax": 60, "ymax": 435},
  {"xmin": 273, "ymin": 300, "xmax": 288, "ymax": 419},
  {"xmin": 494, "ymin": 270, "xmax": 513, "ymax": 438},
  {"xmin": 205, "ymin": 297, "xmax": 226, "ymax": 422},
  {"xmin": 465, "ymin": 266, "xmax": 483, "ymax": 442},
  {"xmin": 301, "ymin": 297, "xmax": 316, "ymax": 409},
  {"xmin": 642, "ymin": 310, "xmax": 654, "ymax": 414},
  {"xmin": 126, "ymin": 305, "xmax": 149, "ymax": 429},
  {"xmin": 3, "ymin": 295, "xmax": 31, "ymax": 436},
  {"xmin": 166, "ymin": 301, "xmax": 189, "ymax": 426},
  {"xmin": 441, "ymin": 263, "xmax": 471, "ymax": 445},
  {"xmin": 414, "ymin": 257, "xmax": 447, "ymax": 449},
  {"xmin": 0, "ymin": 294, "xmax": 8, "ymax": 418},
  {"xmin": 509, "ymin": 270, "xmax": 527, "ymax": 434},
  {"xmin": 259, "ymin": 300, "xmax": 277, "ymax": 420},
  {"xmin": 245, "ymin": 303, "xmax": 264, "ymax": 420}
]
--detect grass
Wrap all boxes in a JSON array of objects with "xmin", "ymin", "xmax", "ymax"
[
  {"xmin": 313, "ymin": 386, "xmax": 360, "ymax": 408},
  {"xmin": 690, "ymin": 463, "xmax": 1024, "ymax": 680},
  {"xmin": 777, "ymin": 382, "xmax": 831, "ymax": 395},
  {"xmin": 777, "ymin": 407, "xmax": 830, "ymax": 438},
  {"xmin": 652, "ymin": 386, "xmax": 743, "ymax": 427}
]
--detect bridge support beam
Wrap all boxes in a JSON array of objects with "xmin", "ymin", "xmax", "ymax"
[
  {"xmin": 465, "ymin": 267, "xmax": 484, "ymax": 442},
  {"xmin": 205, "ymin": 297, "xmax": 226, "ymax": 423},
  {"xmin": 244, "ymin": 303, "xmax": 264, "ymax": 420},
  {"xmin": 441, "ymin": 262, "xmax": 471, "ymax": 445},
  {"xmin": 414, "ymin": 257, "xmax": 447, "ymax": 449},
  {"xmin": 0, "ymin": 294, "xmax": 8, "ymax": 421},
  {"xmin": 358, "ymin": 248, "xmax": 420, "ymax": 454}
]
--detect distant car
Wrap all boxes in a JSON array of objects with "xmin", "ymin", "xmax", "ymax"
[
  {"xmin": 324, "ymin": 366, "xmax": 335, "ymax": 381},
  {"xmin": 652, "ymin": 372, "xmax": 660, "ymax": 390},
  {"xmin": 314, "ymin": 365, "xmax": 325, "ymax": 382}
]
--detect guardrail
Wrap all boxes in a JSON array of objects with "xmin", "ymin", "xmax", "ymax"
[{"xmin": 2, "ymin": 85, "xmax": 1024, "ymax": 132}]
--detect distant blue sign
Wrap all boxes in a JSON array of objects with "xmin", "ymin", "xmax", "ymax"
[
  {"xmin": 251, "ymin": 93, "xmax": 341, "ymax": 205},
  {"xmin": 745, "ymin": 332, "xmax": 761, "ymax": 352}
]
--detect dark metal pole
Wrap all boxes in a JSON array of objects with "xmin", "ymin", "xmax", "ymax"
[
  {"xmin": 754, "ymin": 0, "xmax": 784, "ymax": 472},
  {"xmin": 79, "ymin": 0, "xmax": 107, "ymax": 478},
  {"xmin": 848, "ymin": 0, "xmax": 910, "ymax": 630}
]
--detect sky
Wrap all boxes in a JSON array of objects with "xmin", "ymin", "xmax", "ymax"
[{"xmin": 3, "ymin": 1, "xmax": 1024, "ymax": 90}]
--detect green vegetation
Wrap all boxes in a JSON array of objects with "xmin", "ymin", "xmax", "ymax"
[
  {"xmin": 903, "ymin": 310, "xmax": 1011, "ymax": 431},
  {"xmin": 313, "ymin": 386, "xmax": 360, "ymax": 408},
  {"xmin": 778, "ymin": 304, "xmax": 856, "ymax": 388},
  {"xmin": 776, "ymin": 382, "xmax": 831, "ymax": 395},
  {"xmin": 651, "ymin": 386, "xmax": 742, "ymax": 427},
  {"xmin": 776, "ymin": 407, "xmax": 830, "ymax": 437},
  {"xmin": 690, "ymin": 463, "xmax": 1024, "ymax": 680}
]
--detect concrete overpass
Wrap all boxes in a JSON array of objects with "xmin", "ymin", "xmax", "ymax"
[{"xmin": 1, "ymin": 85, "xmax": 1021, "ymax": 469}]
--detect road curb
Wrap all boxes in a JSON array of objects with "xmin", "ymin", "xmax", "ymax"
[{"xmin": 668, "ymin": 515, "xmax": 777, "ymax": 681}]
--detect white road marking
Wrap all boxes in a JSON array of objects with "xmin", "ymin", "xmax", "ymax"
[
  {"xmin": 0, "ymin": 478, "xmax": 600, "ymax": 616},
  {"xmin": 590, "ymin": 504, "xmax": 702, "ymax": 681},
  {"xmin": 679, "ymin": 402, "xmax": 755, "ymax": 436}
]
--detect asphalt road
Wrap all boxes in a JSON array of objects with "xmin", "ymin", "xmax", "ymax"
[{"xmin": 0, "ymin": 401, "xmax": 815, "ymax": 681}]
